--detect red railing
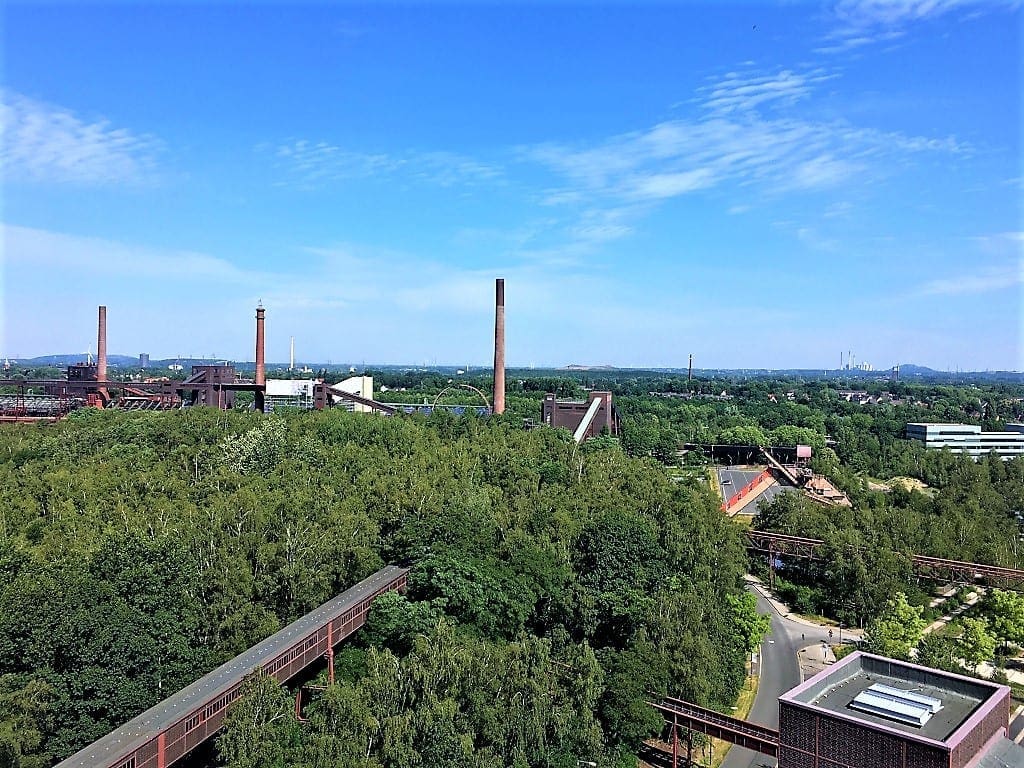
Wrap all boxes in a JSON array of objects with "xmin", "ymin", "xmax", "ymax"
[
  {"xmin": 648, "ymin": 695, "xmax": 779, "ymax": 757},
  {"xmin": 722, "ymin": 469, "xmax": 773, "ymax": 512}
]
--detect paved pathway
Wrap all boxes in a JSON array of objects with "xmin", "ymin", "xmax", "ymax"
[{"xmin": 719, "ymin": 579, "xmax": 858, "ymax": 768}]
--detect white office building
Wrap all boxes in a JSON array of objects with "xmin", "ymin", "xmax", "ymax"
[{"xmin": 906, "ymin": 422, "xmax": 1024, "ymax": 460}]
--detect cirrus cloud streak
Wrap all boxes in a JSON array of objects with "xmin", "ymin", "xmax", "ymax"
[{"xmin": 1, "ymin": 89, "xmax": 162, "ymax": 185}]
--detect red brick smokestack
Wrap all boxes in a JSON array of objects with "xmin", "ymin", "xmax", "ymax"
[
  {"xmin": 97, "ymin": 305, "xmax": 107, "ymax": 382},
  {"xmin": 493, "ymin": 278, "xmax": 505, "ymax": 415},
  {"xmin": 255, "ymin": 304, "xmax": 266, "ymax": 413}
]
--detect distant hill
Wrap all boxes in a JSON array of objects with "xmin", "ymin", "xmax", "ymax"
[
  {"xmin": 17, "ymin": 354, "xmax": 141, "ymax": 367},
  {"xmin": 897, "ymin": 363, "xmax": 940, "ymax": 375},
  {"xmin": 14, "ymin": 355, "xmax": 254, "ymax": 369},
  {"xmin": 6, "ymin": 357, "xmax": 1019, "ymax": 381},
  {"xmin": 897, "ymin": 363, "xmax": 1022, "ymax": 379}
]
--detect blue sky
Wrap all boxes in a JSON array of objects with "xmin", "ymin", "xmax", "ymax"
[{"xmin": 2, "ymin": 1, "xmax": 1021, "ymax": 370}]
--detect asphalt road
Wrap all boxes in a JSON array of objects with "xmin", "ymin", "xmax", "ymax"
[{"xmin": 719, "ymin": 588, "xmax": 835, "ymax": 768}]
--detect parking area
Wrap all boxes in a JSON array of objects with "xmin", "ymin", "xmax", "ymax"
[
  {"xmin": 717, "ymin": 466, "xmax": 794, "ymax": 514},
  {"xmin": 717, "ymin": 467, "xmax": 763, "ymax": 498}
]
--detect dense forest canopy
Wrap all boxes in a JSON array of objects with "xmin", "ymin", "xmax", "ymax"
[
  {"xmin": 0, "ymin": 406, "xmax": 755, "ymax": 768},
  {"xmin": 2, "ymin": 370, "xmax": 1022, "ymax": 767}
]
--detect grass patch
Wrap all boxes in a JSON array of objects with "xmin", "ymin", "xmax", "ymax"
[
  {"xmin": 708, "ymin": 467, "xmax": 722, "ymax": 498},
  {"xmin": 709, "ymin": 670, "xmax": 760, "ymax": 767}
]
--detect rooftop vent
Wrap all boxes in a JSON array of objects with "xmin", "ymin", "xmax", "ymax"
[{"xmin": 849, "ymin": 683, "xmax": 943, "ymax": 727}]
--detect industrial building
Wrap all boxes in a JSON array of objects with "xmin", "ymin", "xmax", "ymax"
[
  {"xmin": 1, "ymin": 279, "xmax": 544, "ymax": 436},
  {"xmin": 906, "ymin": 423, "xmax": 1024, "ymax": 460},
  {"xmin": 265, "ymin": 376, "xmax": 374, "ymax": 412},
  {"xmin": 541, "ymin": 391, "xmax": 620, "ymax": 443},
  {"xmin": 778, "ymin": 652, "xmax": 1019, "ymax": 768},
  {"xmin": 653, "ymin": 650, "xmax": 1023, "ymax": 768}
]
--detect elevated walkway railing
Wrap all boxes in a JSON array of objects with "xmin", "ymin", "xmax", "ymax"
[
  {"xmin": 648, "ymin": 695, "xmax": 779, "ymax": 758},
  {"xmin": 319, "ymin": 383, "xmax": 396, "ymax": 414},
  {"xmin": 54, "ymin": 567, "xmax": 408, "ymax": 768},
  {"xmin": 744, "ymin": 530, "xmax": 1024, "ymax": 591}
]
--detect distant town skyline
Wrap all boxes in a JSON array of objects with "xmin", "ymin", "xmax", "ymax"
[{"xmin": 3, "ymin": 2, "xmax": 1021, "ymax": 371}]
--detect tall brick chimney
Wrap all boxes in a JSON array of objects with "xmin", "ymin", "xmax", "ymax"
[
  {"xmin": 255, "ymin": 304, "xmax": 266, "ymax": 412},
  {"xmin": 493, "ymin": 278, "xmax": 505, "ymax": 415},
  {"xmin": 97, "ymin": 306, "xmax": 107, "ymax": 382}
]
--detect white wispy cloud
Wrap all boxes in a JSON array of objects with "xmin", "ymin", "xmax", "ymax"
[
  {"xmin": 823, "ymin": 201, "xmax": 854, "ymax": 218},
  {"xmin": 0, "ymin": 89, "xmax": 162, "ymax": 185},
  {"xmin": 3, "ymin": 223, "xmax": 245, "ymax": 281},
  {"xmin": 971, "ymin": 231, "xmax": 1024, "ymax": 251},
  {"xmin": 821, "ymin": 0, "xmax": 1020, "ymax": 53},
  {"xmin": 795, "ymin": 226, "xmax": 840, "ymax": 252},
  {"xmin": 527, "ymin": 67, "xmax": 967, "ymax": 209},
  {"xmin": 270, "ymin": 141, "xmax": 400, "ymax": 185},
  {"xmin": 917, "ymin": 262, "xmax": 1023, "ymax": 296},
  {"xmin": 566, "ymin": 207, "xmax": 636, "ymax": 244},
  {"xmin": 266, "ymin": 140, "xmax": 502, "ymax": 189},
  {"xmin": 629, "ymin": 169, "xmax": 717, "ymax": 200},
  {"xmin": 699, "ymin": 69, "xmax": 836, "ymax": 113}
]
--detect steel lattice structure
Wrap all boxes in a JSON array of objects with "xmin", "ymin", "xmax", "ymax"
[
  {"xmin": 744, "ymin": 530, "xmax": 1024, "ymax": 591},
  {"xmin": 648, "ymin": 695, "xmax": 780, "ymax": 759}
]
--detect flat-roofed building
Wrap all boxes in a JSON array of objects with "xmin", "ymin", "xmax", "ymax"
[
  {"xmin": 906, "ymin": 422, "xmax": 1024, "ymax": 460},
  {"xmin": 778, "ymin": 651, "xmax": 1020, "ymax": 768}
]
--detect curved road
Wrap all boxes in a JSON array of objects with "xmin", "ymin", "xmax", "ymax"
[{"xmin": 720, "ymin": 588, "xmax": 835, "ymax": 768}]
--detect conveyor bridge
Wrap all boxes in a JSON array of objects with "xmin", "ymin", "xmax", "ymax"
[
  {"xmin": 54, "ymin": 566, "xmax": 408, "ymax": 768},
  {"xmin": 745, "ymin": 530, "xmax": 1024, "ymax": 591}
]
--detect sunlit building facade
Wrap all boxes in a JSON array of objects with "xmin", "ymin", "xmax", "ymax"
[{"xmin": 906, "ymin": 423, "xmax": 1024, "ymax": 460}]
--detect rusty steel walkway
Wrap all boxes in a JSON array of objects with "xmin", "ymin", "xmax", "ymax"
[
  {"xmin": 745, "ymin": 530, "xmax": 1024, "ymax": 591},
  {"xmin": 648, "ymin": 695, "xmax": 779, "ymax": 761},
  {"xmin": 54, "ymin": 566, "xmax": 408, "ymax": 768}
]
